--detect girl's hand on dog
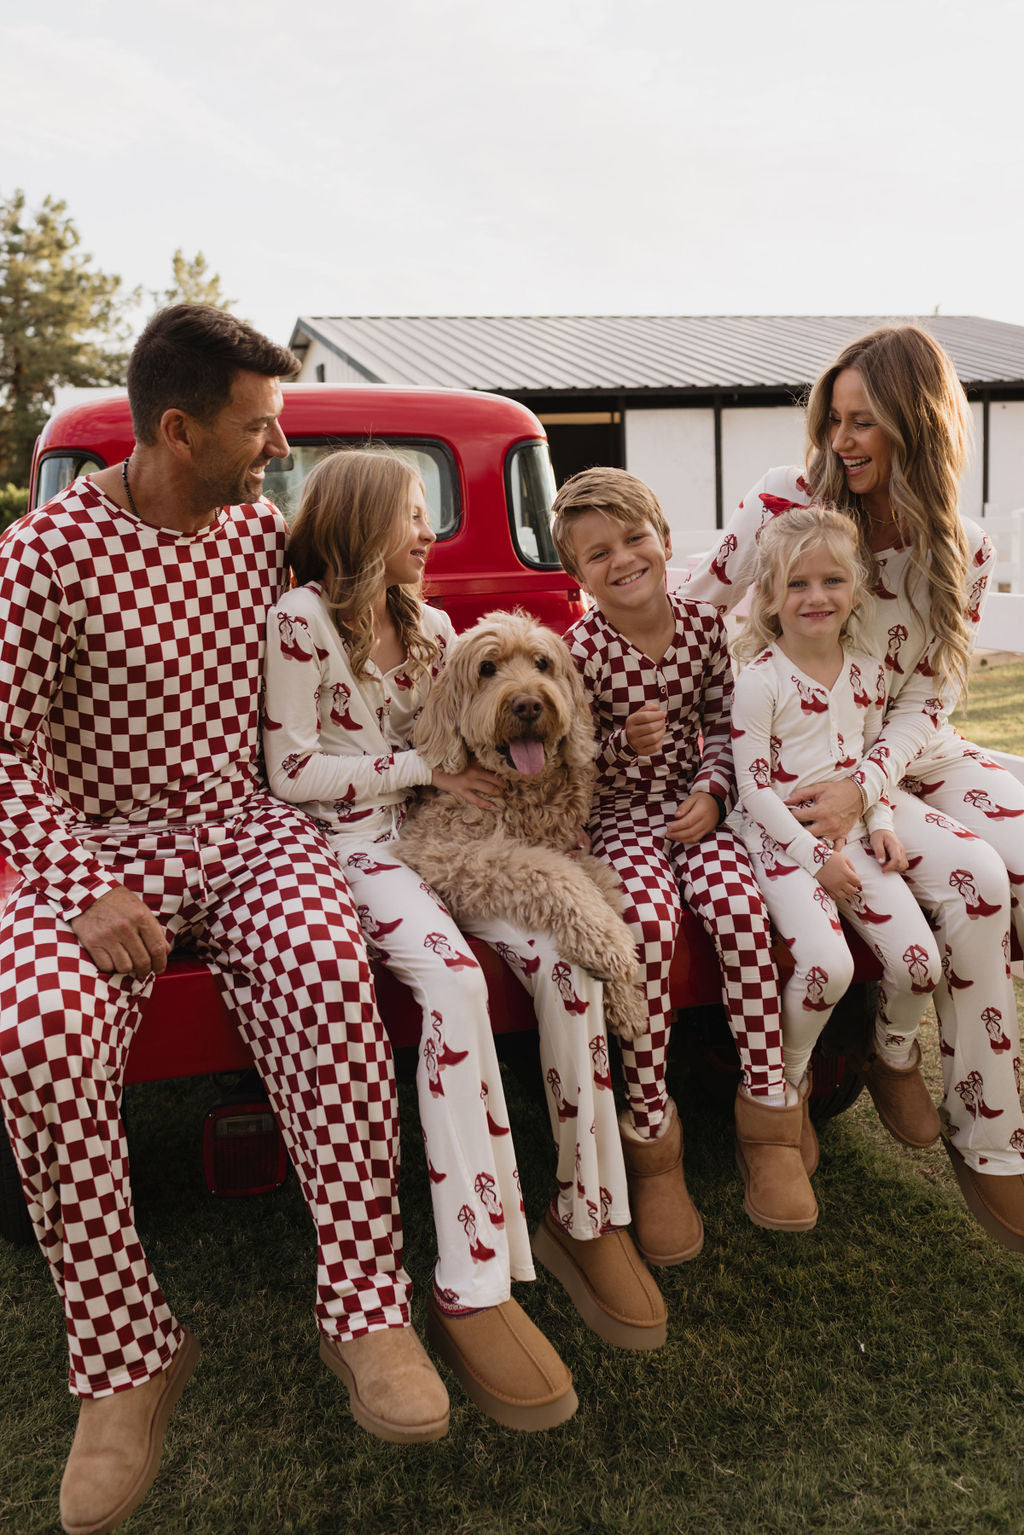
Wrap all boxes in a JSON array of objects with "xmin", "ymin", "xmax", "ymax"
[
  {"xmin": 625, "ymin": 702, "xmax": 667, "ymax": 756},
  {"xmin": 433, "ymin": 765, "xmax": 506, "ymax": 809}
]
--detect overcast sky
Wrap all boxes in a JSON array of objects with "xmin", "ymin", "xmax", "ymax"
[{"xmin": 5, "ymin": 0, "xmax": 1024, "ymax": 350}]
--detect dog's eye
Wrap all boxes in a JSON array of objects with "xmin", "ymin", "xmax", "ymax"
[
  {"xmin": 534, "ymin": 656, "xmax": 549, "ymax": 672},
  {"xmin": 479, "ymin": 660, "xmax": 497, "ymax": 678}
]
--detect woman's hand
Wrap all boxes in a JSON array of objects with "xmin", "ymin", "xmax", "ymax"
[
  {"xmin": 785, "ymin": 778, "xmax": 862, "ymax": 842},
  {"xmin": 432, "ymin": 764, "xmax": 505, "ymax": 810}
]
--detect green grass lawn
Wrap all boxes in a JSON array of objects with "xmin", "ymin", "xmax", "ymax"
[
  {"xmin": 3, "ymin": 665, "xmax": 1024, "ymax": 1535},
  {"xmin": 7, "ymin": 1043, "xmax": 1024, "ymax": 1535},
  {"xmin": 953, "ymin": 658, "xmax": 1024, "ymax": 757}
]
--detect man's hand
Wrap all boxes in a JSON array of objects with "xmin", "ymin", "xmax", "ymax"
[
  {"xmin": 785, "ymin": 778, "xmax": 862, "ymax": 842},
  {"xmin": 70, "ymin": 886, "xmax": 170, "ymax": 977},
  {"xmin": 667, "ymin": 790, "xmax": 719, "ymax": 845},
  {"xmin": 625, "ymin": 702, "xmax": 667, "ymax": 756}
]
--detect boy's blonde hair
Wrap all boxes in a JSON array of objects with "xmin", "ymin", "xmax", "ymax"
[
  {"xmin": 550, "ymin": 467, "xmax": 671, "ymax": 581},
  {"xmin": 287, "ymin": 446, "xmax": 440, "ymax": 682},
  {"xmin": 734, "ymin": 503, "xmax": 869, "ymax": 663}
]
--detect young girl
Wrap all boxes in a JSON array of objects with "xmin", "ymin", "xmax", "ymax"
[
  {"xmin": 262, "ymin": 448, "xmax": 664, "ymax": 1433},
  {"xmin": 730, "ymin": 504, "xmax": 943, "ymax": 1162}
]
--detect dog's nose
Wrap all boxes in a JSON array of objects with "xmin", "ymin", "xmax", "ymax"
[{"xmin": 510, "ymin": 694, "xmax": 543, "ymax": 722}]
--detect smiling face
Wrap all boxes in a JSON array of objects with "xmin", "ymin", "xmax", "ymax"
[
  {"xmin": 775, "ymin": 544, "xmax": 856, "ymax": 654},
  {"xmin": 828, "ymin": 367, "xmax": 893, "ymax": 510},
  {"xmin": 189, "ymin": 368, "xmax": 289, "ymax": 509},
  {"xmin": 382, "ymin": 478, "xmax": 434, "ymax": 588},
  {"xmin": 570, "ymin": 509, "xmax": 672, "ymax": 627}
]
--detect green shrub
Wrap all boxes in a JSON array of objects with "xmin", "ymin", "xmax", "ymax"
[{"xmin": 0, "ymin": 483, "xmax": 28, "ymax": 532}]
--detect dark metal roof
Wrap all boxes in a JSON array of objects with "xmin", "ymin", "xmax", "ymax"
[{"xmin": 289, "ymin": 314, "xmax": 1024, "ymax": 394}]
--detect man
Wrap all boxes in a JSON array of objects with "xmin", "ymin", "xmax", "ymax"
[{"xmin": 0, "ymin": 305, "xmax": 448, "ymax": 1535}]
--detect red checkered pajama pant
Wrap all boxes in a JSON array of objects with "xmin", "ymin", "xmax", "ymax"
[
  {"xmin": 0, "ymin": 799, "xmax": 408, "ymax": 1398},
  {"xmin": 590, "ymin": 806, "xmax": 785, "ymax": 1132}
]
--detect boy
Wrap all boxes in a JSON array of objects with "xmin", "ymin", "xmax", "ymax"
[{"xmin": 551, "ymin": 467, "xmax": 817, "ymax": 1253}]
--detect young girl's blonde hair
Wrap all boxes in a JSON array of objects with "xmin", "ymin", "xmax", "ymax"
[
  {"xmin": 287, "ymin": 447, "xmax": 440, "ymax": 681},
  {"xmin": 734, "ymin": 504, "xmax": 868, "ymax": 663},
  {"xmin": 804, "ymin": 324, "xmax": 972, "ymax": 701}
]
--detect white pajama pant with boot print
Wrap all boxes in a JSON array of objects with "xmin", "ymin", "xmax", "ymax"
[
  {"xmin": 735, "ymin": 830, "xmax": 943, "ymax": 1085},
  {"xmin": 0, "ymin": 799, "xmax": 408, "ymax": 1398},
  {"xmin": 590, "ymin": 804, "xmax": 786, "ymax": 1136},
  {"xmin": 336, "ymin": 843, "xmax": 630, "ymax": 1310},
  {"xmin": 893, "ymin": 753, "xmax": 1024, "ymax": 1172}
]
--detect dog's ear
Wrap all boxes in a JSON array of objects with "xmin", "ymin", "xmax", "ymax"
[{"xmin": 411, "ymin": 661, "xmax": 470, "ymax": 773}]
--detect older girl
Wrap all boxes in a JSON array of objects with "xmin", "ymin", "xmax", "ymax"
[
  {"xmin": 688, "ymin": 326, "xmax": 1024, "ymax": 1251},
  {"xmin": 263, "ymin": 449, "xmax": 664, "ymax": 1433}
]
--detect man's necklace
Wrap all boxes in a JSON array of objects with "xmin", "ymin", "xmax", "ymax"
[{"xmin": 121, "ymin": 456, "xmax": 141, "ymax": 520}]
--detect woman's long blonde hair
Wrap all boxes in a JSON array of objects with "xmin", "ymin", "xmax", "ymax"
[
  {"xmin": 287, "ymin": 447, "xmax": 439, "ymax": 681},
  {"xmin": 734, "ymin": 503, "xmax": 868, "ymax": 664},
  {"xmin": 805, "ymin": 324, "xmax": 972, "ymax": 700}
]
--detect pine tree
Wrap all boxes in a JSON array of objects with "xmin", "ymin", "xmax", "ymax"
[
  {"xmin": 0, "ymin": 190, "xmax": 138, "ymax": 483},
  {"xmin": 158, "ymin": 249, "xmax": 235, "ymax": 311}
]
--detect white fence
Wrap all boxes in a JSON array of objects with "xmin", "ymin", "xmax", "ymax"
[
  {"xmin": 982, "ymin": 508, "xmax": 1024, "ymax": 594},
  {"xmin": 974, "ymin": 593, "xmax": 1024, "ymax": 785}
]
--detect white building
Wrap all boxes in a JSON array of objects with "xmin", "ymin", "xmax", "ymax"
[{"xmin": 287, "ymin": 314, "xmax": 1024, "ymax": 548}]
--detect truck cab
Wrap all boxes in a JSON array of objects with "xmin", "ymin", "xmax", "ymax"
[{"xmin": 29, "ymin": 383, "xmax": 585, "ymax": 634}]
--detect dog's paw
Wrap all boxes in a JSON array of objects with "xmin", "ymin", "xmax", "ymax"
[
  {"xmin": 576, "ymin": 855, "xmax": 628, "ymax": 912},
  {"xmin": 603, "ymin": 977, "xmax": 648, "ymax": 1041}
]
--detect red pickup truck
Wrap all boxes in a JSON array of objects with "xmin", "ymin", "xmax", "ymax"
[{"xmin": 0, "ymin": 385, "xmax": 871, "ymax": 1240}]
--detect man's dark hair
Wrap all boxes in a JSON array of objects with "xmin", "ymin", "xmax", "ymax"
[{"xmin": 127, "ymin": 304, "xmax": 299, "ymax": 444}]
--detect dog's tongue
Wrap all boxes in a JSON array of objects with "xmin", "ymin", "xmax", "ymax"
[{"xmin": 509, "ymin": 739, "xmax": 546, "ymax": 775}]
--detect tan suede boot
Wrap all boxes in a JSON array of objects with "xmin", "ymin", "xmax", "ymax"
[
  {"xmin": 427, "ymin": 1296, "xmax": 577, "ymax": 1430},
  {"xmin": 59, "ymin": 1328, "xmax": 199, "ymax": 1535},
  {"xmin": 797, "ymin": 1072, "xmax": 819, "ymax": 1176},
  {"xmin": 619, "ymin": 1098, "xmax": 704, "ymax": 1264},
  {"xmin": 320, "ymin": 1325, "xmax": 449, "ymax": 1443},
  {"xmin": 531, "ymin": 1207, "xmax": 668, "ymax": 1349},
  {"xmin": 944, "ymin": 1139, "xmax": 1024, "ymax": 1253},
  {"xmin": 734, "ymin": 1087, "xmax": 818, "ymax": 1231},
  {"xmin": 858, "ymin": 1041, "xmax": 941, "ymax": 1148}
]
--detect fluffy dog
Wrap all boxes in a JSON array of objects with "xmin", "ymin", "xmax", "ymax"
[{"xmin": 394, "ymin": 609, "xmax": 645, "ymax": 1038}]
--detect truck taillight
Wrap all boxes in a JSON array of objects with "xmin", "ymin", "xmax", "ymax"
[{"xmin": 201, "ymin": 1102, "xmax": 288, "ymax": 1197}]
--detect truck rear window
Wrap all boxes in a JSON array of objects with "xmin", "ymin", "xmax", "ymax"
[{"xmin": 263, "ymin": 441, "xmax": 458, "ymax": 534}]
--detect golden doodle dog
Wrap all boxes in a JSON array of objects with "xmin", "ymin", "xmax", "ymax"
[{"xmin": 395, "ymin": 609, "xmax": 645, "ymax": 1039}]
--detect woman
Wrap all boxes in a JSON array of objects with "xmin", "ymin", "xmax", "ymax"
[{"xmin": 686, "ymin": 324, "xmax": 1024, "ymax": 1252}]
